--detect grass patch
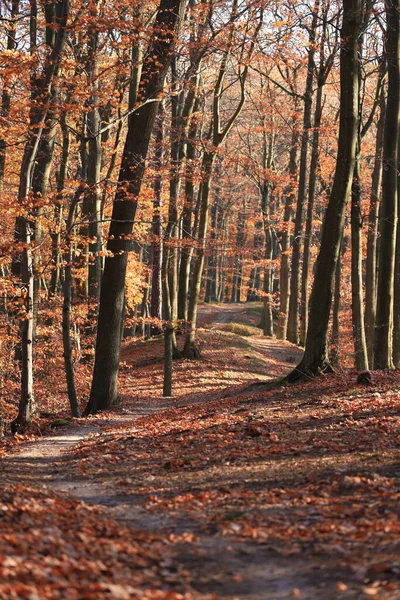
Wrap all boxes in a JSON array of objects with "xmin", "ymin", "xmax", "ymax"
[{"xmin": 219, "ymin": 323, "xmax": 261, "ymax": 337}]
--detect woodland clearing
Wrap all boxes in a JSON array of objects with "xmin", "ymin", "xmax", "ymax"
[{"xmin": 1, "ymin": 304, "xmax": 399, "ymax": 600}]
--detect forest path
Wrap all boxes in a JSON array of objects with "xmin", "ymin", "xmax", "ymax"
[
  {"xmin": 5, "ymin": 305, "xmax": 396, "ymax": 599},
  {"xmin": 2, "ymin": 303, "xmax": 311, "ymax": 599}
]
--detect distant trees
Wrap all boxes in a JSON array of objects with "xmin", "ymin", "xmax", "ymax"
[{"xmin": 0, "ymin": 0, "xmax": 398, "ymax": 422}]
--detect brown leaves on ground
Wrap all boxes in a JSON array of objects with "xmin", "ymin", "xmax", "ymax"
[
  {"xmin": 1, "ymin": 309, "xmax": 400, "ymax": 598},
  {"xmin": 0, "ymin": 484, "xmax": 209, "ymax": 600},
  {"xmin": 66, "ymin": 370, "xmax": 400, "ymax": 598}
]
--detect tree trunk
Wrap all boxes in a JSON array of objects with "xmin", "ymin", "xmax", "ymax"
[
  {"xmin": 178, "ymin": 113, "xmax": 198, "ymax": 321},
  {"xmin": 374, "ymin": 0, "xmax": 399, "ymax": 370},
  {"xmin": 205, "ymin": 202, "xmax": 219, "ymax": 302},
  {"xmin": 330, "ymin": 239, "xmax": 343, "ymax": 366},
  {"xmin": 351, "ymin": 154, "xmax": 369, "ymax": 371},
  {"xmin": 0, "ymin": 0, "xmax": 20, "ymax": 191},
  {"xmin": 86, "ymin": 0, "xmax": 185, "ymax": 414},
  {"xmin": 183, "ymin": 151, "xmax": 215, "ymax": 357},
  {"xmin": 262, "ymin": 185, "xmax": 275, "ymax": 337},
  {"xmin": 394, "ymin": 134, "xmax": 400, "ymax": 365},
  {"xmin": 150, "ymin": 106, "xmax": 164, "ymax": 335},
  {"xmin": 11, "ymin": 0, "xmax": 70, "ymax": 429},
  {"xmin": 299, "ymin": 66, "xmax": 325, "ymax": 345},
  {"xmin": 365, "ymin": 88, "xmax": 385, "ymax": 366},
  {"xmin": 62, "ymin": 194, "xmax": 82, "ymax": 418},
  {"xmin": 287, "ymin": 0, "xmax": 319, "ymax": 345},
  {"xmin": 277, "ymin": 130, "xmax": 298, "ymax": 340},
  {"xmin": 83, "ymin": 2, "xmax": 102, "ymax": 303},
  {"xmin": 163, "ymin": 324, "xmax": 173, "ymax": 397},
  {"xmin": 261, "ymin": 126, "xmax": 275, "ymax": 337},
  {"xmin": 50, "ymin": 112, "xmax": 70, "ymax": 296},
  {"xmin": 288, "ymin": 0, "xmax": 362, "ymax": 381}
]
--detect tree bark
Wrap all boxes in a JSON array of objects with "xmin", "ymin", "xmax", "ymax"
[
  {"xmin": 351, "ymin": 154, "xmax": 369, "ymax": 371},
  {"xmin": 183, "ymin": 151, "xmax": 216, "ymax": 357},
  {"xmin": 299, "ymin": 25, "xmax": 331, "ymax": 345},
  {"xmin": 150, "ymin": 106, "xmax": 164, "ymax": 335},
  {"xmin": 11, "ymin": 0, "xmax": 70, "ymax": 429},
  {"xmin": 62, "ymin": 192, "xmax": 83, "ymax": 418},
  {"xmin": 277, "ymin": 130, "xmax": 298, "ymax": 340},
  {"xmin": 287, "ymin": 0, "xmax": 319, "ymax": 345},
  {"xmin": 374, "ymin": 0, "xmax": 400, "ymax": 369},
  {"xmin": 86, "ymin": 0, "xmax": 186, "ymax": 414},
  {"xmin": 330, "ymin": 239, "xmax": 343, "ymax": 366},
  {"xmin": 394, "ymin": 134, "xmax": 400, "ymax": 365},
  {"xmin": 163, "ymin": 324, "xmax": 173, "ymax": 397},
  {"xmin": 0, "ymin": 0, "xmax": 20, "ymax": 191},
  {"xmin": 83, "ymin": 1, "xmax": 102, "ymax": 303},
  {"xmin": 288, "ymin": 0, "xmax": 362, "ymax": 381},
  {"xmin": 365, "ymin": 88, "xmax": 386, "ymax": 366}
]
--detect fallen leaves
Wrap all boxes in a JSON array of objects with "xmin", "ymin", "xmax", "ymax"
[{"xmin": 0, "ymin": 485, "xmax": 206, "ymax": 600}]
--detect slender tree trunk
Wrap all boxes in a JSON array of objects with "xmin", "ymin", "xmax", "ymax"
[
  {"xmin": 262, "ymin": 185, "xmax": 274, "ymax": 337},
  {"xmin": 351, "ymin": 153, "xmax": 369, "ymax": 371},
  {"xmin": 394, "ymin": 135, "xmax": 400, "ymax": 365},
  {"xmin": 374, "ymin": 0, "xmax": 399, "ymax": 370},
  {"xmin": 163, "ymin": 59, "xmax": 182, "ymax": 325},
  {"xmin": 178, "ymin": 111, "xmax": 199, "ymax": 320},
  {"xmin": 83, "ymin": 2, "xmax": 102, "ymax": 302},
  {"xmin": 86, "ymin": 0, "xmax": 185, "ymax": 414},
  {"xmin": 205, "ymin": 202, "xmax": 219, "ymax": 302},
  {"xmin": 330, "ymin": 239, "xmax": 343, "ymax": 366},
  {"xmin": 277, "ymin": 131, "xmax": 299, "ymax": 340},
  {"xmin": 163, "ymin": 324, "xmax": 173, "ymax": 397},
  {"xmin": 62, "ymin": 194, "xmax": 82, "ymax": 418},
  {"xmin": 0, "ymin": 0, "xmax": 20, "ymax": 191},
  {"xmin": 50, "ymin": 112, "xmax": 70, "ymax": 296},
  {"xmin": 299, "ymin": 72, "xmax": 324, "ymax": 345},
  {"xmin": 261, "ymin": 126, "xmax": 275, "ymax": 336},
  {"xmin": 288, "ymin": 0, "xmax": 362, "ymax": 381},
  {"xmin": 287, "ymin": 0, "xmax": 319, "ymax": 344},
  {"xmin": 365, "ymin": 88, "xmax": 386, "ymax": 366},
  {"xmin": 183, "ymin": 151, "xmax": 215, "ymax": 357},
  {"xmin": 11, "ymin": 0, "xmax": 70, "ymax": 429},
  {"xmin": 150, "ymin": 106, "xmax": 164, "ymax": 334},
  {"xmin": 231, "ymin": 207, "xmax": 246, "ymax": 302}
]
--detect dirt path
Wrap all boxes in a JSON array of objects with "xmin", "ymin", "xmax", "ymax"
[
  {"xmin": 4, "ymin": 304, "xmax": 397, "ymax": 599},
  {"xmin": 3, "ymin": 421, "xmax": 328, "ymax": 600}
]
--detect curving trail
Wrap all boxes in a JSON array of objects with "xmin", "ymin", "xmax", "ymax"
[{"xmin": 4, "ymin": 304, "xmax": 398, "ymax": 599}]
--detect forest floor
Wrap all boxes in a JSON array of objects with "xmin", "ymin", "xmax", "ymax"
[{"xmin": 1, "ymin": 303, "xmax": 400, "ymax": 600}]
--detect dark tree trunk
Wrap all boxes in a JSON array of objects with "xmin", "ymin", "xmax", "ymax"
[
  {"xmin": 62, "ymin": 193, "xmax": 82, "ymax": 418},
  {"xmin": 365, "ymin": 88, "xmax": 385, "ymax": 366},
  {"xmin": 163, "ymin": 324, "xmax": 173, "ymax": 397},
  {"xmin": 49, "ymin": 112, "xmax": 70, "ymax": 296},
  {"xmin": 351, "ymin": 154, "xmax": 369, "ymax": 371},
  {"xmin": 86, "ymin": 0, "xmax": 185, "ymax": 414},
  {"xmin": 0, "ymin": 0, "xmax": 20, "ymax": 191},
  {"xmin": 288, "ymin": 0, "xmax": 362, "ymax": 381},
  {"xmin": 262, "ymin": 185, "xmax": 275, "ymax": 337},
  {"xmin": 261, "ymin": 126, "xmax": 275, "ymax": 337},
  {"xmin": 178, "ymin": 113, "xmax": 199, "ymax": 320},
  {"xmin": 394, "ymin": 135, "xmax": 400, "ymax": 365},
  {"xmin": 299, "ymin": 52, "xmax": 327, "ymax": 345},
  {"xmin": 287, "ymin": 0, "xmax": 319, "ymax": 345},
  {"xmin": 277, "ymin": 130, "xmax": 299, "ymax": 340},
  {"xmin": 183, "ymin": 151, "xmax": 215, "ymax": 357},
  {"xmin": 330, "ymin": 239, "xmax": 343, "ymax": 366},
  {"xmin": 83, "ymin": 2, "xmax": 102, "ymax": 303},
  {"xmin": 150, "ymin": 106, "xmax": 164, "ymax": 335},
  {"xmin": 12, "ymin": 0, "xmax": 70, "ymax": 429},
  {"xmin": 374, "ymin": 0, "xmax": 399, "ymax": 370},
  {"xmin": 205, "ymin": 202, "xmax": 219, "ymax": 302}
]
